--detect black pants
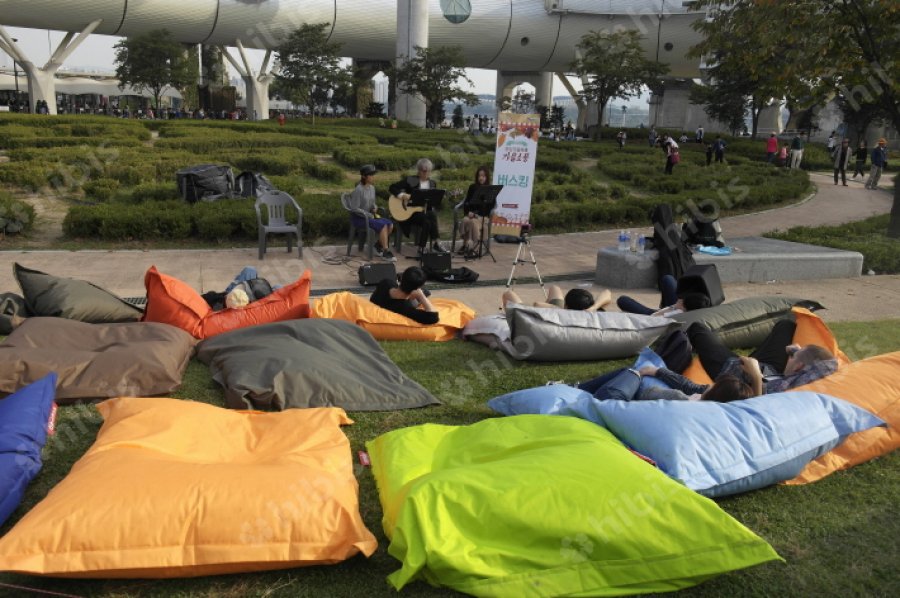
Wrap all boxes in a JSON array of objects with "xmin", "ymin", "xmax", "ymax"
[
  {"xmin": 834, "ymin": 166, "xmax": 847, "ymax": 185},
  {"xmin": 853, "ymin": 160, "xmax": 865, "ymax": 177},
  {"xmin": 687, "ymin": 319, "xmax": 796, "ymax": 379},
  {"xmin": 404, "ymin": 210, "xmax": 439, "ymax": 247},
  {"xmin": 665, "ymin": 157, "xmax": 674, "ymax": 175}
]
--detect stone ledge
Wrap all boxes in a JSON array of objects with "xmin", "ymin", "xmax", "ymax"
[{"xmin": 595, "ymin": 236, "xmax": 863, "ymax": 289}]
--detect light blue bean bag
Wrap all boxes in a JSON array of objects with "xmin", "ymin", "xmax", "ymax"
[{"xmin": 0, "ymin": 373, "xmax": 57, "ymax": 526}]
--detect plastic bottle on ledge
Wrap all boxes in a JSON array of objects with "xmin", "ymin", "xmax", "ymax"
[
  {"xmin": 637, "ymin": 234, "xmax": 646, "ymax": 254},
  {"xmin": 618, "ymin": 230, "xmax": 627, "ymax": 252},
  {"xmin": 628, "ymin": 230, "xmax": 636, "ymax": 252}
]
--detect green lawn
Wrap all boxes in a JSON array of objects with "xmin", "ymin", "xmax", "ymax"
[{"xmin": 1, "ymin": 319, "xmax": 898, "ymax": 597}]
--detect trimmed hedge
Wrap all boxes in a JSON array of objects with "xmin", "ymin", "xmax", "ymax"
[{"xmin": 0, "ymin": 191, "xmax": 36, "ymax": 234}]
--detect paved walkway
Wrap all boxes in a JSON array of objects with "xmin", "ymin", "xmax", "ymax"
[{"xmin": 1, "ymin": 173, "xmax": 897, "ymax": 324}]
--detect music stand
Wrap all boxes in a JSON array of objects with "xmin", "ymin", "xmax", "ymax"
[
  {"xmin": 466, "ymin": 185, "xmax": 502, "ymax": 262},
  {"xmin": 405, "ymin": 188, "xmax": 445, "ymax": 261}
]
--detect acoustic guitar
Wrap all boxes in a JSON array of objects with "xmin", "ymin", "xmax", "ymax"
[{"xmin": 388, "ymin": 194, "xmax": 425, "ymax": 222}]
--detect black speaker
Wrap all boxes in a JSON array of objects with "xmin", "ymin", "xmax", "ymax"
[
  {"xmin": 677, "ymin": 264, "xmax": 725, "ymax": 307},
  {"xmin": 357, "ymin": 263, "xmax": 397, "ymax": 286},
  {"xmin": 422, "ymin": 252, "xmax": 452, "ymax": 273}
]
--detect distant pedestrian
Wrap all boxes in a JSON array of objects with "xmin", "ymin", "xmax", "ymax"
[
  {"xmin": 826, "ymin": 131, "xmax": 837, "ymax": 157},
  {"xmin": 778, "ymin": 143, "xmax": 789, "ymax": 167},
  {"xmin": 277, "ymin": 112, "xmax": 286, "ymax": 127},
  {"xmin": 663, "ymin": 135, "xmax": 679, "ymax": 175},
  {"xmin": 713, "ymin": 135, "xmax": 727, "ymax": 163},
  {"xmin": 865, "ymin": 138, "xmax": 888, "ymax": 189},
  {"xmin": 705, "ymin": 142, "xmax": 714, "ymax": 166},
  {"xmin": 766, "ymin": 133, "xmax": 778, "ymax": 163},
  {"xmin": 695, "ymin": 125, "xmax": 704, "ymax": 143},
  {"xmin": 790, "ymin": 134, "xmax": 805, "ymax": 169},
  {"xmin": 833, "ymin": 138, "xmax": 851, "ymax": 186},
  {"xmin": 648, "ymin": 128, "xmax": 658, "ymax": 147},
  {"xmin": 616, "ymin": 130, "xmax": 626, "ymax": 149},
  {"xmin": 852, "ymin": 140, "xmax": 867, "ymax": 179}
]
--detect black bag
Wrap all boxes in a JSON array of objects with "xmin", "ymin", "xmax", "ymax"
[
  {"xmin": 358, "ymin": 263, "xmax": 397, "ymax": 286},
  {"xmin": 677, "ymin": 264, "xmax": 725, "ymax": 307},
  {"xmin": 651, "ymin": 328, "xmax": 693, "ymax": 374},
  {"xmin": 649, "ymin": 204, "xmax": 695, "ymax": 297},
  {"xmin": 421, "ymin": 252, "xmax": 452, "ymax": 274},
  {"xmin": 682, "ymin": 217, "xmax": 725, "ymax": 247},
  {"xmin": 424, "ymin": 266, "xmax": 479, "ymax": 284},
  {"xmin": 236, "ymin": 171, "xmax": 276, "ymax": 198},
  {"xmin": 176, "ymin": 164, "xmax": 235, "ymax": 203}
]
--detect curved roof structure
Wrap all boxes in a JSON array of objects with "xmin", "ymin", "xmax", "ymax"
[{"xmin": 1, "ymin": 0, "xmax": 706, "ymax": 77}]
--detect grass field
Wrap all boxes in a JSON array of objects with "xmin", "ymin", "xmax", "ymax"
[{"xmin": 1, "ymin": 319, "xmax": 897, "ymax": 597}]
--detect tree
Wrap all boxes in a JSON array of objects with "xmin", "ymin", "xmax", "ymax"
[
  {"xmin": 452, "ymin": 104, "xmax": 465, "ymax": 129},
  {"xmin": 114, "ymin": 30, "xmax": 195, "ymax": 110},
  {"xmin": 366, "ymin": 102, "xmax": 385, "ymax": 118},
  {"xmin": 511, "ymin": 88, "xmax": 536, "ymax": 114},
  {"xmin": 274, "ymin": 23, "xmax": 351, "ymax": 118},
  {"xmin": 689, "ymin": 2, "xmax": 789, "ymax": 139},
  {"xmin": 571, "ymin": 29, "xmax": 668, "ymax": 139},
  {"xmin": 691, "ymin": 0, "xmax": 900, "ymax": 235},
  {"xmin": 391, "ymin": 45, "xmax": 479, "ymax": 127},
  {"xmin": 689, "ymin": 81, "xmax": 748, "ymax": 137}
]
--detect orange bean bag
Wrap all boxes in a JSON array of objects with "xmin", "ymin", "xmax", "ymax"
[
  {"xmin": 683, "ymin": 307, "xmax": 849, "ymax": 385},
  {"xmin": 311, "ymin": 291, "xmax": 475, "ymax": 342},
  {"xmin": 142, "ymin": 266, "xmax": 311, "ymax": 339},
  {"xmin": 784, "ymin": 351, "xmax": 900, "ymax": 485},
  {"xmin": 0, "ymin": 397, "xmax": 377, "ymax": 578}
]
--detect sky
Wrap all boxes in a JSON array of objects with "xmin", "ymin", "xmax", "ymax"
[{"xmin": 2, "ymin": 26, "xmax": 648, "ymax": 108}]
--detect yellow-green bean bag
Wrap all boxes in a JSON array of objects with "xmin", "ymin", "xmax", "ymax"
[
  {"xmin": 368, "ymin": 415, "xmax": 780, "ymax": 596},
  {"xmin": 312, "ymin": 291, "xmax": 474, "ymax": 342}
]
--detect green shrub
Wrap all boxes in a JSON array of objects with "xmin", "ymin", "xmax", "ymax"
[
  {"xmin": 0, "ymin": 163, "xmax": 50, "ymax": 191},
  {"xmin": 130, "ymin": 182, "xmax": 180, "ymax": 203},
  {"xmin": 82, "ymin": 178, "xmax": 120, "ymax": 202},
  {"xmin": 0, "ymin": 191, "xmax": 36, "ymax": 234},
  {"xmin": 194, "ymin": 200, "xmax": 256, "ymax": 241},
  {"xmin": 302, "ymin": 160, "xmax": 346, "ymax": 183}
]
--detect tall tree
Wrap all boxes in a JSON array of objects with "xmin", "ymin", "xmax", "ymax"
[
  {"xmin": 571, "ymin": 29, "xmax": 668, "ymax": 139},
  {"xmin": 689, "ymin": 79, "xmax": 749, "ymax": 137},
  {"xmin": 391, "ymin": 45, "xmax": 479, "ymax": 127},
  {"xmin": 274, "ymin": 23, "xmax": 350, "ymax": 118},
  {"xmin": 114, "ymin": 30, "xmax": 195, "ymax": 110},
  {"xmin": 692, "ymin": 0, "xmax": 900, "ymax": 235}
]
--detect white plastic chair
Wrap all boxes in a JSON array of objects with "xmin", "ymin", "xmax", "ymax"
[{"xmin": 255, "ymin": 190, "xmax": 302, "ymax": 260}]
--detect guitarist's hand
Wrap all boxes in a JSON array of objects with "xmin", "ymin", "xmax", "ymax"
[{"xmin": 400, "ymin": 192, "xmax": 411, "ymax": 207}]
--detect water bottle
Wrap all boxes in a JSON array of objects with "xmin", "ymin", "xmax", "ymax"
[
  {"xmin": 637, "ymin": 234, "xmax": 646, "ymax": 254},
  {"xmin": 618, "ymin": 230, "xmax": 627, "ymax": 252},
  {"xmin": 628, "ymin": 230, "xmax": 637, "ymax": 252}
]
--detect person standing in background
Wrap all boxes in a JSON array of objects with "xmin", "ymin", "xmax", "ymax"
[
  {"xmin": 865, "ymin": 138, "xmax": 888, "ymax": 190},
  {"xmin": 833, "ymin": 138, "xmax": 851, "ymax": 186},
  {"xmin": 852, "ymin": 140, "xmax": 867, "ymax": 180}
]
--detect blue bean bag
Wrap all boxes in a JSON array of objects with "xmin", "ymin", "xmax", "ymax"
[{"xmin": 0, "ymin": 373, "xmax": 57, "ymax": 526}]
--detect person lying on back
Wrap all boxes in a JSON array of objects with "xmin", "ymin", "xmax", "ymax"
[
  {"xmin": 370, "ymin": 266, "xmax": 439, "ymax": 325},
  {"xmin": 502, "ymin": 284, "xmax": 612, "ymax": 311}
]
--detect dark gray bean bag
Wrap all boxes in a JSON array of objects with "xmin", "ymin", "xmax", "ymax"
[
  {"xmin": 196, "ymin": 319, "xmax": 439, "ymax": 411},
  {"xmin": 0, "ymin": 317, "xmax": 196, "ymax": 403},
  {"xmin": 671, "ymin": 296, "xmax": 824, "ymax": 349},
  {"xmin": 14, "ymin": 263, "xmax": 143, "ymax": 323}
]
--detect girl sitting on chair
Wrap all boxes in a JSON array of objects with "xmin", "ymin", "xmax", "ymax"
[{"xmin": 457, "ymin": 165, "xmax": 492, "ymax": 255}]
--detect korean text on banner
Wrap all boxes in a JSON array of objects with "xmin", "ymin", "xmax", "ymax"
[{"xmin": 492, "ymin": 112, "xmax": 540, "ymax": 236}]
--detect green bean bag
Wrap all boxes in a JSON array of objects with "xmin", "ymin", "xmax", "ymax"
[
  {"xmin": 671, "ymin": 296, "xmax": 823, "ymax": 348},
  {"xmin": 368, "ymin": 415, "xmax": 780, "ymax": 596}
]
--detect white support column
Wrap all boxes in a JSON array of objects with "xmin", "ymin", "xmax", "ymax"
[
  {"xmin": 0, "ymin": 21, "xmax": 101, "ymax": 114},
  {"xmin": 534, "ymin": 71, "xmax": 553, "ymax": 109},
  {"xmin": 220, "ymin": 42, "xmax": 273, "ymax": 121},
  {"xmin": 556, "ymin": 72, "xmax": 589, "ymax": 132},
  {"xmin": 757, "ymin": 100, "xmax": 784, "ymax": 136},
  {"xmin": 395, "ymin": 0, "xmax": 428, "ymax": 127}
]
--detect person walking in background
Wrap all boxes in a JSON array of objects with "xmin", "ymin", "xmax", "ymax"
[
  {"xmin": 713, "ymin": 135, "xmax": 727, "ymax": 163},
  {"xmin": 663, "ymin": 135, "xmax": 679, "ymax": 175},
  {"xmin": 852, "ymin": 140, "xmax": 868, "ymax": 180},
  {"xmin": 705, "ymin": 142, "xmax": 714, "ymax": 166},
  {"xmin": 648, "ymin": 127, "xmax": 658, "ymax": 147},
  {"xmin": 865, "ymin": 138, "xmax": 888, "ymax": 190},
  {"xmin": 779, "ymin": 143, "xmax": 790, "ymax": 167},
  {"xmin": 826, "ymin": 131, "xmax": 837, "ymax": 156},
  {"xmin": 695, "ymin": 125, "xmax": 704, "ymax": 143},
  {"xmin": 766, "ymin": 133, "xmax": 778, "ymax": 163},
  {"xmin": 616, "ymin": 130, "xmax": 626, "ymax": 149},
  {"xmin": 790, "ymin": 134, "xmax": 805, "ymax": 169},
  {"xmin": 833, "ymin": 138, "xmax": 851, "ymax": 186}
]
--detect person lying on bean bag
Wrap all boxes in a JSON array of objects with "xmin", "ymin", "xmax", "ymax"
[{"xmin": 369, "ymin": 266, "xmax": 438, "ymax": 325}]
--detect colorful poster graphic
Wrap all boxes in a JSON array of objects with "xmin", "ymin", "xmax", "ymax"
[{"xmin": 491, "ymin": 112, "xmax": 540, "ymax": 236}]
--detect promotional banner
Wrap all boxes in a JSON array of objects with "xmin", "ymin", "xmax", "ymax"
[{"xmin": 492, "ymin": 112, "xmax": 540, "ymax": 236}]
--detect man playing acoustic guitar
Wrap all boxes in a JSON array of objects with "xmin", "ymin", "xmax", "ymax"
[{"xmin": 388, "ymin": 158, "xmax": 449, "ymax": 255}]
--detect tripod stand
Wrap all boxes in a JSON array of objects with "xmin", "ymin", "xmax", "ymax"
[{"xmin": 505, "ymin": 229, "xmax": 546, "ymax": 299}]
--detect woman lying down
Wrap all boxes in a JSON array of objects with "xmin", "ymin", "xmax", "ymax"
[{"xmin": 575, "ymin": 356, "xmax": 763, "ymax": 403}]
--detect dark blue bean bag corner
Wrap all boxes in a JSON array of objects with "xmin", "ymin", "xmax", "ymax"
[{"xmin": 0, "ymin": 373, "xmax": 57, "ymax": 527}]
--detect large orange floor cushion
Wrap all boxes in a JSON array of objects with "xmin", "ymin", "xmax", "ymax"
[
  {"xmin": 684, "ymin": 307, "xmax": 849, "ymax": 386},
  {"xmin": 0, "ymin": 398, "xmax": 377, "ymax": 578},
  {"xmin": 312, "ymin": 291, "xmax": 475, "ymax": 341},
  {"xmin": 785, "ymin": 351, "xmax": 900, "ymax": 485},
  {"xmin": 143, "ymin": 266, "xmax": 311, "ymax": 339}
]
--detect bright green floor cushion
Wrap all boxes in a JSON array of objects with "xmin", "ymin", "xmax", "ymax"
[{"xmin": 367, "ymin": 415, "xmax": 780, "ymax": 596}]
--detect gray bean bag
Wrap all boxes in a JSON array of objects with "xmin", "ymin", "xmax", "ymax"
[
  {"xmin": 0, "ymin": 317, "xmax": 196, "ymax": 403},
  {"xmin": 671, "ymin": 297, "xmax": 824, "ymax": 349},
  {"xmin": 463, "ymin": 304, "xmax": 676, "ymax": 362},
  {"xmin": 196, "ymin": 318, "xmax": 439, "ymax": 411}
]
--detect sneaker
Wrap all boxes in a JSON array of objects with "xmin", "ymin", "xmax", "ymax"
[
  {"xmin": 381, "ymin": 250, "xmax": 396, "ymax": 262},
  {"xmin": 431, "ymin": 241, "xmax": 449, "ymax": 254},
  {"xmin": 373, "ymin": 244, "xmax": 384, "ymax": 258}
]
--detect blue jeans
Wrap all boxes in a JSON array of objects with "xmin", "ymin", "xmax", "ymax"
[
  {"xmin": 616, "ymin": 274, "xmax": 678, "ymax": 314},
  {"xmin": 577, "ymin": 367, "xmax": 641, "ymax": 401},
  {"xmin": 224, "ymin": 267, "xmax": 258, "ymax": 294}
]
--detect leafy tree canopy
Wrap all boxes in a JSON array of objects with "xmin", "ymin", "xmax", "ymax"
[
  {"xmin": 391, "ymin": 45, "xmax": 479, "ymax": 127},
  {"xmin": 571, "ymin": 29, "xmax": 668, "ymax": 139},
  {"xmin": 275, "ymin": 23, "xmax": 350, "ymax": 116},
  {"xmin": 114, "ymin": 29, "xmax": 195, "ymax": 110}
]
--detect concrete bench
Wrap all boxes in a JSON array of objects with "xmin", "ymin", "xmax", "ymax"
[{"xmin": 595, "ymin": 236, "xmax": 863, "ymax": 289}]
